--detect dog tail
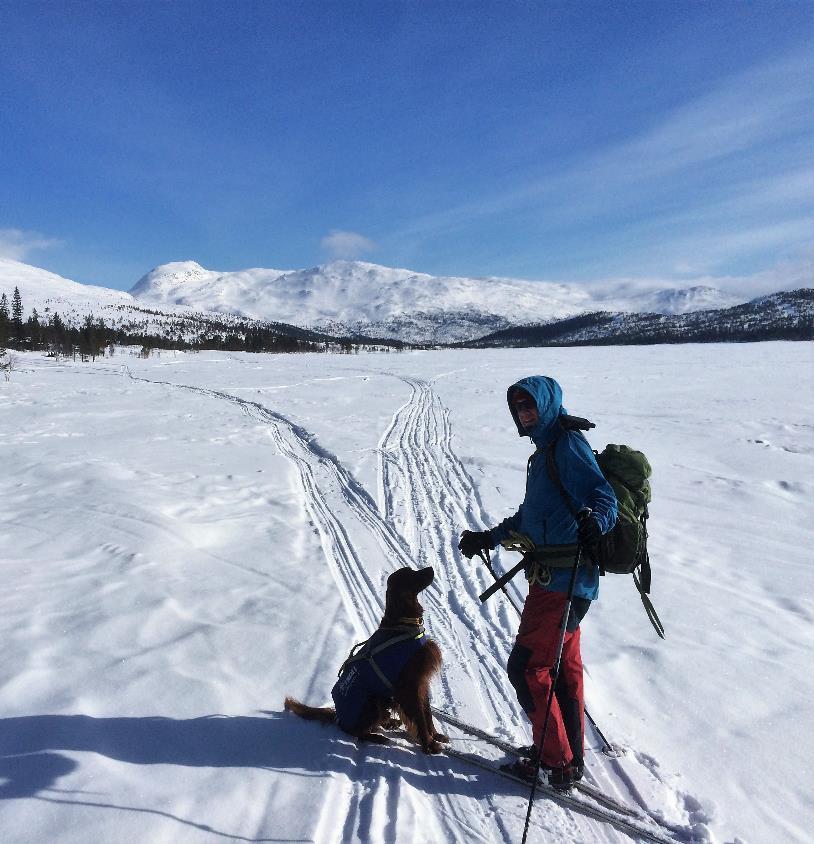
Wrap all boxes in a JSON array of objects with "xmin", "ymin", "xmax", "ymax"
[{"xmin": 284, "ymin": 696, "xmax": 337, "ymax": 725}]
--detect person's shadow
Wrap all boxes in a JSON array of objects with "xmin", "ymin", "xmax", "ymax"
[{"xmin": 0, "ymin": 710, "xmax": 527, "ymax": 841}]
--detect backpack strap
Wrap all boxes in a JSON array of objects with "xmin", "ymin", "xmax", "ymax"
[
  {"xmin": 544, "ymin": 433, "xmax": 604, "ymax": 573},
  {"xmin": 338, "ymin": 627, "xmax": 426, "ymax": 690},
  {"xmin": 337, "ymin": 640, "xmax": 368, "ymax": 678},
  {"xmin": 638, "ymin": 510, "xmax": 652, "ymax": 593},
  {"xmin": 526, "ymin": 448, "xmax": 540, "ymax": 480},
  {"xmin": 544, "ymin": 436, "xmax": 579, "ymax": 519}
]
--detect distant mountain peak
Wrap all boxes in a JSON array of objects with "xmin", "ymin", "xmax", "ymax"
[
  {"xmin": 124, "ymin": 259, "xmax": 756, "ymax": 342},
  {"xmin": 637, "ymin": 285, "xmax": 744, "ymax": 315},
  {"xmin": 129, "ymin": 260, "xmax": 212, "ymax": 297}
]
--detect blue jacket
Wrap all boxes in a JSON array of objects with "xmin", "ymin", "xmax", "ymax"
[
  {"xmin": 488, "ymin": 376, "xmax": 617, "ymax": 601},
  {"xmin": 331, "ymin": 627, "xmax": 428, "ymax": 732}
]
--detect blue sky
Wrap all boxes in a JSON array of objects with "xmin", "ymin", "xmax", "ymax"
[{"xmin": 1, "ymin": 0, "xmax": 812, "ymax": 292}]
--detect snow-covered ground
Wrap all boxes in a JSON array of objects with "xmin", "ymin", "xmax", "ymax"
[{"xmin": 1, "ymin": 342, "xmax": 811, "ymax": 843}]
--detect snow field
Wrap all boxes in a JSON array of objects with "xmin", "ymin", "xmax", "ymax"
[{"xmin": 1, "ymin": 343, "xmax": 812, "ymax": 843}]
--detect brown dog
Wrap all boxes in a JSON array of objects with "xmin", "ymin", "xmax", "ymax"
[{"xmin": 285, "ymin": 566, "xmax": 447, "ymax": 753}]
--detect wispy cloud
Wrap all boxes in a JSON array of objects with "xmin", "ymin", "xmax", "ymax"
[
  {"xmin": 0, "ymin": 228, "xmax": 63, "ymax": 261},
  {"xmin": 575, "ymin": 50, "xmax": 813, "ymax": 195},
  {"xmin": 390, "ymin": 47, "xmax": 814, "ymax": 279},
  {"xmin": 320, "ymin": 230, "xmax": 376, "ymax": 260}
]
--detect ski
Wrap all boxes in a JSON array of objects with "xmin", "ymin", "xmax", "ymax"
[
  {"xmin": 381, "ymin": 726, "xmax": 678, "ymax": 844},
  {"xmin": 430, "ymin": 706, "xmax": 638, "ymax": 819},
  {"xmin": 422, "ymin": 742, "xmax": 680, "ymax": 844}
]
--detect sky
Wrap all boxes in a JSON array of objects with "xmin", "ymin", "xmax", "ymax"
[{"xmin": 0, "ymin": 0, "xmax": 812, "ymax": 293}]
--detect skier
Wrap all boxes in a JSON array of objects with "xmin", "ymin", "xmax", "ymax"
[{"xmin": 458, "ymin": 376, "xmax": 617, "ymax": 790}]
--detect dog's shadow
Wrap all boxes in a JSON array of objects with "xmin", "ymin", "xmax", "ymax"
[
  {"xmin": 0, "ymin": 710, "xmax": 519, "ymax": 802},
  {"xmin": 0, "ymin": 711, "xmax": 556, "ymax": 842}
]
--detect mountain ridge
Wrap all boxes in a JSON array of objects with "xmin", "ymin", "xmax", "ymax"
[
  {"xmin": 128, "ymin": 258, "xmax": 747, "ymax": 342},
  {"xmin": 464, "ymin": 289, "xmax": 814, "ymax": 347},
  {"xmin": 1, "ymin": 256, "xmax": 809, "ymax": 345}
]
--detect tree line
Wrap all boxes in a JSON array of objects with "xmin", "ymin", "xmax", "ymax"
[{"xmin": 0, "ymin": 287, "xmax": 376, "ymax": 359}]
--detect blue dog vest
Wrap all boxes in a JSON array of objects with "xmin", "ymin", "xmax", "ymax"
[{"xmin": 332, "ymin": 626, "xmax": 428, "ymax": 732}]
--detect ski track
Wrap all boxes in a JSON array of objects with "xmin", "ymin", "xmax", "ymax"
[
  {"xmin": 109, "ymin": 364, "xmax": 701, "ymax": 843},
  {"xmin": 376, "ymin": 376, "xmax": 525, "ymax": 725}
]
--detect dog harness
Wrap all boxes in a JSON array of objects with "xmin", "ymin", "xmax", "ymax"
[{"xmin": 331, "ymin": 623, "xmax": 428, "ymax": 732}]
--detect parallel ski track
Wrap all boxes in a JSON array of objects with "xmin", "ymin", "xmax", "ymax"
[{"xmin": 376, "ymin": 377, "xmax": 526, "ymax": 723}]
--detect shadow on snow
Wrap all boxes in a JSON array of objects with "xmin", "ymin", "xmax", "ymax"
[{"xmin": 0, "ymin": 710, "xmax": 584, "ymax": 841}]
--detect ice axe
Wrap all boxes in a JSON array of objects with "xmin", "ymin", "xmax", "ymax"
[{"xmin": 477, "ymin": 548, "xmax": 524, "ymax": 613}]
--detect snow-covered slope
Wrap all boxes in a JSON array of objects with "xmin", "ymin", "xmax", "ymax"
[
  {"xmin": 129, "ymin": 260, "xmax": 584, "ymax": 341},
  {"xmin": 620, "ymin": 284, "xmax": 743, "ymax": 314},
  {"xmin": 0, "ymin": 258, "xmax": 324, "ymax": 346},
  {"xmin": 471, "ymin": 289, "xmax": 814, "ymax": 346},
  {"xmin": 0, "ymin": 257, "xmax": 133, "ymax": 315},
  {"xmin": 1, "ymin": 344, "xmax": 812, "ymax": 843},
  {"xmin": 129, "ymin": 259, "xmax": 747, "ymax": 342}
]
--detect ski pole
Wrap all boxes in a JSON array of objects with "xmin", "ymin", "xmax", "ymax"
[
  {"xmin": 520, "ymin": 515, "xmax": 586, "ymax": 844},
  {"xmin": 478, "ymin": 546, "xmax": 617, "ymax": 756},
  {"xmin": 586, "ymin": 707, "xmax": 619, "ymax": 757}
]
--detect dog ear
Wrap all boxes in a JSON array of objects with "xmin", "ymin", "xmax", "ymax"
[{"xmin": 384, "ymin": 583, "xmax": 411, "ymax": 618}]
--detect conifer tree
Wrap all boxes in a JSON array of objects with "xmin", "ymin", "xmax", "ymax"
[
  {"xmin": 50, "ymin": 312, "xmax": 68, "ymax": 356},
  {"xmin": 11, "ymin": 287, "xmax": 24, "ymax": 345},
  {"xmin": 28, "ymin": 309, "xmax": 42, "ymax": 347},
  {"xmin": 12, "ymin": 286, "xmax": 23, "ymax": 329},
  {"xmin": 0, "ymin": 293, "xmax": 8, "ymax": 347}
]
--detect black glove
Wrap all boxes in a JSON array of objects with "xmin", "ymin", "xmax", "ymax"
[
  {"xmin": 458, "ymin": 530, "xmax": 493, "ymax": 559},
  {"xmin": 576, "ymin": 509, "xmax": 601, "ymax": 548}
]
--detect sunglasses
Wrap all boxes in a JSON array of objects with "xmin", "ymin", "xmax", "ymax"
[{"xmin": 513, "ymin": 399, "xmax": 536, "ymax": 412}]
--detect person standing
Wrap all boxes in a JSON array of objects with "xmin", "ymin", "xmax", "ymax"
[{"xmin": 458, "ymin": 375, "xmax": 616, "ymax": 790}]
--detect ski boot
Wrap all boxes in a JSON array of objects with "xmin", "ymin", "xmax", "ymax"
[
  {"xmin": 548, "ymin": 760, "xmax": 584, "ymax": 791},
  {"xmin": 499, "ymin": 757, "xmax": 542, "ymax": 785}
]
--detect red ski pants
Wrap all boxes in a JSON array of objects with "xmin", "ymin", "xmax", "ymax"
[{"xmin": 506, "ymin": 586, "xmax": 585, "ymax": 769}]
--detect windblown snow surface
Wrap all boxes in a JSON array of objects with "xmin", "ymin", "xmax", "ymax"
[{"xmin": 1, "ymin": 343, "xmax": 812, "ymax": 844}]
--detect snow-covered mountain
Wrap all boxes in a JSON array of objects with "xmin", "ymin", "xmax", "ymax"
[
  {"xmin": 470, "ymin": 289, "xmax": 814, "ymax": 347},
  {"xmin": 0, "ymin": 257, "xmax": 133, "ymax": 314},
  {"xmin": 129, "ymin": 260, "xmax": 746, "ymax": 343},
  {"xmin": 0, "ymin": 256, "xmax": 786, "ymax": 345},
  {"xmin": 617, "ymin": 284, "xmax": 743, "ymax": 315}
]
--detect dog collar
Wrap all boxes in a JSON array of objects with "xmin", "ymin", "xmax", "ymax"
[{"xmin": 395, "ymin": 615, "xmax": 423, "ymax": 626}]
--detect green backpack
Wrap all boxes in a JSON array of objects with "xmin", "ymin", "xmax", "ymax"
[
  {"xmin": 595, "ymin": 444, "xmax": 651, "ymax": 574},
  {"xmin": 547, "ymin": 419, "xmax": 665, "ymax": 639}
]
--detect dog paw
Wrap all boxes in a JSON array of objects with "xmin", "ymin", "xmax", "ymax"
[
  {"xmin": 358, "ymin": 732, "xmax": 390, "ymax": 746},
  {"xmin": 423, "ymin": 740, "xmax": 445, "ymax": 754},
  {"xmin": 433, "ymin": 732, "xmax": 450, "ymax": 743}
]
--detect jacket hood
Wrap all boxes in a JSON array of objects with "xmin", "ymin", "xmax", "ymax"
[{"xmin": 506, "ymin": 375, "xmax": 567, "ymax": 444}]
